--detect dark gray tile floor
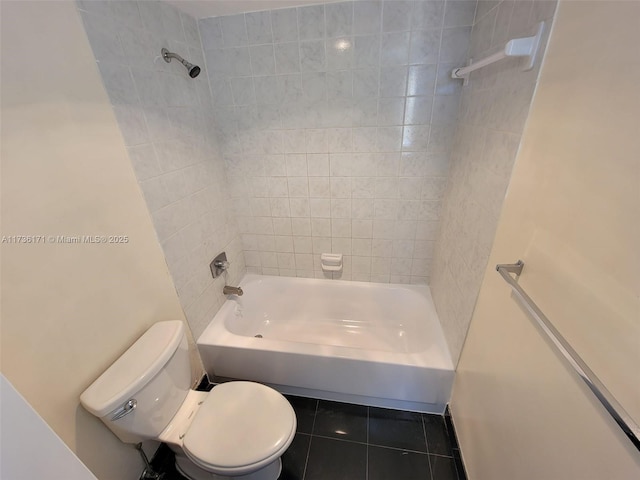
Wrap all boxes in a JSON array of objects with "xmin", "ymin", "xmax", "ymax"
[
  {"xmin": 281, "ymin": 396, "xmax": 465, "ymax": 480},
  {"xmin": 149, "ymin": 394, "xmax": 466, "ymax": 480}
]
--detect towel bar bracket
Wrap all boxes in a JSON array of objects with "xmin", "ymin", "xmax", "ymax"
[
  {"xmin": 452, "ymin": 22, "xmax": 545, "ymax": 82},
  {"xmin": 496, "ymin": 260, "xmax": 524, "ymax": 276}
]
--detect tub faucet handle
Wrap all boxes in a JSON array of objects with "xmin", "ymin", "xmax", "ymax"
[
  {"xmin": 214, "ymin": 260, "xmax": 230, "ymax": 269},
  {"xmin": 211, "ymin": 252, "xmax": 229, "ymax": 278}
]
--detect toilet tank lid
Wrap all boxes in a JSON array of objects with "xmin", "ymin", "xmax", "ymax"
[{"xmin": 80, "ymin": 321, "xmax": 185, "ymax": 417}]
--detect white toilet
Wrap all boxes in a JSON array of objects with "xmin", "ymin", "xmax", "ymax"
[{"xmin": 80, "ymin": 320, "xmax": 296, "ymax": 480}]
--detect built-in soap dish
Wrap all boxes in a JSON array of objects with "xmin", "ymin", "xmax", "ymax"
[{"xmin": 321, "ymin": 253, "xmax": 343, "ymax": 272}]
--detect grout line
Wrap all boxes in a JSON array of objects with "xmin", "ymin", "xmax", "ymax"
[
  {"xmin": 308, "ymin": 432, "xmax": 440, "ymax": 457},
  {"xmin": 420, "ymin": 414, "xmax": 431, "ymax": 453},
  {"xmin": 310, "ymin": 433, "xmax": 367, "ymax": 446},
  {"xmin": 311, "ymin": 398, "xmax": 319, "ymax": 432},
  {"xmin": 365, "ymin": 406, "xmax": 370, "ymax": 480},
  {"xmin": 300, "ymin": 399, "xmax": 319, "ymax": 480},
  {"xmin": 300, "ymin": 435, "xmax": 312, "ymax": 480},
  {"xmin": 428, "ymin": 452, "xmax": 457, "ymax": 460},
  {"xmin": 422, "ymin": 413, "xmax": 435, "ymax": 480},
  {"xmin": 368, "ymin": 442, "xmax": 436, "ymax": 456}
]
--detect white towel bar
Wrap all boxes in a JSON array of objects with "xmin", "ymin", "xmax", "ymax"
[{"xmin": 452, "ymin": 22, "xmax": 545, "ymax": 84}]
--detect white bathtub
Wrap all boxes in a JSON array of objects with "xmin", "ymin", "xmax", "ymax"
[{"xmin": 197, "ymin": 274, "xmax": 454, "ymax": 413}]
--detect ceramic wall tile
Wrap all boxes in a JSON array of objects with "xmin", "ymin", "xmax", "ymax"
[
  {"xmin": 430, "ymin": 0, "xmax": 557, "ymax": 362},
  {"xmin": 80, "ymin": 0, "xmax": 245, "ymax": 339}
]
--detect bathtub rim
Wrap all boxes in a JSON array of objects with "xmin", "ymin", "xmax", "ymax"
[{"xmin": 199, "ymin": 273, "xmax": 454, "ymax": 370}]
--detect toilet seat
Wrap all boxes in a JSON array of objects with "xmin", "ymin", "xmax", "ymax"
[{"xmin": 182, "ymin": 382, "xmax": 296, "ymax": 476}]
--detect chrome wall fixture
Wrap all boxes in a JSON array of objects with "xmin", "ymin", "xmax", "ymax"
[
  {"xmin": 496, "ymin": 260, "xmax": 640, "ymax": 451},
  {"xmin": 210, "ymin": 252, "xmax": 229, "ymax": 279},
  {"xmin": 161, "ymin": 48, "xmax": 201, "ymax": 78}
]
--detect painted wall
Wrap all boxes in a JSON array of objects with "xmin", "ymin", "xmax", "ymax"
[
  {"xmin": 451, "ymin": 1, "xmax": 640, "ymax": 478},
  {"xmin": 1, "ymin": 1, "xmax": 197, "ymax": 478},
  {"xmin": 430, "ymin": 0, "xmax": 557, "ymax": 362},
  {"xmin": 199, "ymin": 0, "xmax": 476, "ymax": 283},
  {"xmin": 78, "ymin": 0, "xmax": 245, "ymax": 340}
]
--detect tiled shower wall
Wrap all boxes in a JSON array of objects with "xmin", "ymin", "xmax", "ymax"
[
  {"xmin": 430, "ymin": 0, "xmax": 558, "ymax": 362},
  {"xmin": 78, "ymin": 0, "xmax": 244, "ymax": 338},
  {"xmin": 199, "ymin": 0, "xmax": 476, "ymax": 283}
]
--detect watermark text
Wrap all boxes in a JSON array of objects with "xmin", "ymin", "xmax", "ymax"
[{"xmin": 1, "ymin": 235, "xmax": 129, "ymax": 244}]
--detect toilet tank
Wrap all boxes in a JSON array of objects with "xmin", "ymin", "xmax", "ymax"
[{"xmin": 80, "ymin": 321, "xmax": 191, "ymax": 444}]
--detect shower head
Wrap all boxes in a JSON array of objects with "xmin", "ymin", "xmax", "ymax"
[{"xmin": 161, "ymin": 48, "xmax": 201, "ymax": 78}]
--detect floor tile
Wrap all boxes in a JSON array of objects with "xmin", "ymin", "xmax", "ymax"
[
  {"xmin": 149, "ymin": 444, "xmax": 186, "ymax": 480},
  {"xmin": 286, "ymin": 395, "xmax": 318, "ymax": 434},
  {"xmin": 304, "ymin": 436, "xmax": 367, "ymax": 480},
  {"xmin": 429, "ymin": 454, "xmax": 458, "ymax": 480},
  {"xmin": 369, "ymin": 407, "xmax": 427, "ymax": 452},
  {"xmin": 423, "ymin": 414, "xmax": 453, "ymax": 456},
  {"xmin": 312, "ymin": 400, "xmax": 368, "ymax": 442},
  {"xmin": 368, "ymin": 445, "xmax": 431, "ymax": 480},
  {"xmin": 280, "ymin": 433, "xmax": 311, "ymax": 480}
]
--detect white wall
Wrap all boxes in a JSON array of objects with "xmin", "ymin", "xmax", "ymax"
[
  {"xmin": 430, "ymin": 0, "xmax": 557, "ymax": 363},
  {"xmin": 1, "ymin": 375, "xmax": 98, "ymax": 480},
  {"xmin": 78, "ymin": 0, "xmax": 245, "ymax": 338},
  {"xmin": 451, "ymin": 1, "xmax": 640, "ymax": 478},
  {"xmin": 1, "ymin": 1, "xmax": 195, "ymax": 478}
]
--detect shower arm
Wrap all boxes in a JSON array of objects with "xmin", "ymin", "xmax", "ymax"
[{"xmin": 161, "ymin": 48, "xmax": 188, "ymax": 67}]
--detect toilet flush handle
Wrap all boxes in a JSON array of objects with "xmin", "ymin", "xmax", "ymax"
[{"xmin": 111, "ymin": 399, "xmax": 137, "ymax": 421}]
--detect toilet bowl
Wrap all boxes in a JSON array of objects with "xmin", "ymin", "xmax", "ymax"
[{"xmin": 80, "ymin": 321, "xmax": 296, "ymax": 480}]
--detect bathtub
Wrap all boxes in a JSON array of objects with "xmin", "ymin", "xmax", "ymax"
[{"xmin": 197, "ymin": 274, "xmax": 454, "ymax": 413}]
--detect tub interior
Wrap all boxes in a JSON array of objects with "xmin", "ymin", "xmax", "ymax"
[{"xmin": 225, "ymin": 275, "xmax": 445, "ymax": 354}]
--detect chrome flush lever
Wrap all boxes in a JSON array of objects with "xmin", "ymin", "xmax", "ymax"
[{"xmin": 111, "ymin": 399, "xmax": 137, "ymax": 421}]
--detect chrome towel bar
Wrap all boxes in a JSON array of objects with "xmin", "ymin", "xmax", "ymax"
[
  {"xmin": 452, "ymin": 22, "xmax": 545, "ymax": 85},
  {"xmin": 496, "ymin": 260, "xmax": 640, "ymax": 451}
]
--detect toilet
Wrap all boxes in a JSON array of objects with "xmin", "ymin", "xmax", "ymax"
[{"xmin": 80, "ymin": 320, "xmax": 296, "ymax": 480}]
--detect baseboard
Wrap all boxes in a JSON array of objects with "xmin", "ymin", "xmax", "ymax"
[{"xmin": 445, "ymin": 404, "xmax": 468, "ymax": 480}]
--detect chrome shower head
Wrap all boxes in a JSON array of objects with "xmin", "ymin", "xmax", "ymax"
[{"xmin": 161, "ymin": 48, "xmax": 201, "ymax": 78}]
